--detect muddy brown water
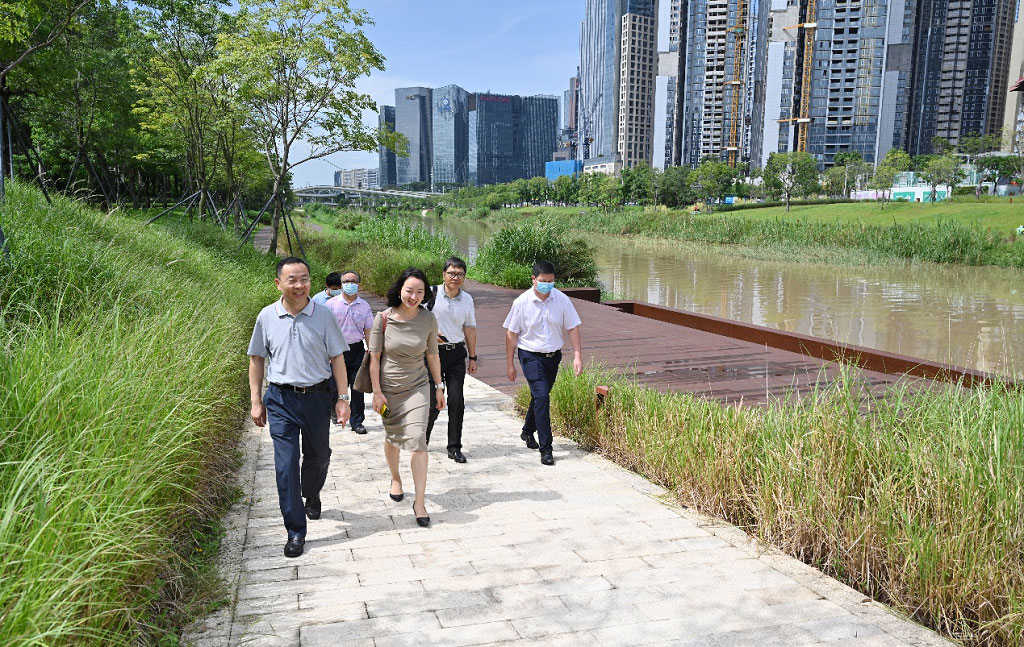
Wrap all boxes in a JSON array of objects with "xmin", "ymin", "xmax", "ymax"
[{"xmin": 408, "ymin": 213, "xmax": 1024, "ymax": 377}]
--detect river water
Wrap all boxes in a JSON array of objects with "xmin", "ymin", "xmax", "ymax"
[{"xmin": 409, "ymin": 213, "xmax": 1024, "ymax": 377}]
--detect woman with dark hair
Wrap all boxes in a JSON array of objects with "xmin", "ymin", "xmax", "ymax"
[{"xmin": 368, "ymin": 267, "xmax": 445, "ymax": 527}]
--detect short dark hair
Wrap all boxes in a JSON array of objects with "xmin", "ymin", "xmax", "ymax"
[
  {"xmin": 325, "ymin": 272, "xmax": 343, "ymax": 288},
  {"xmin": 340, "ymin": 269, "xmax": 361, "ymax": 282},
  {"xmin": 532, "ymin": 260, "xmax": 556, "ymax": 277},
  {"xmin": 276, "ymin": 256, "xmax": 309, "ymax": 277},
  {"xmin": 386, "ymin": 267, "xmax": 430, "ymax": 308},
  {"xmin": 443, "ymin": 256, "xmax": 467, "ymax": 273}
]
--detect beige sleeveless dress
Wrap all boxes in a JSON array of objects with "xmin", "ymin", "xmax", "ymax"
[{"xmin": 368, "ymin": 307, "xmax": 439, "ymax": 451}]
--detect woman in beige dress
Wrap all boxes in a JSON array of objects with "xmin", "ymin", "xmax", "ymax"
[{"xmin": 369, "ymin": 268, "xmax": 446, "ymax": 527}]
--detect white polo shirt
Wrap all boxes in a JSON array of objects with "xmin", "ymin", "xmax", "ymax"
[
  {"xmin": 431, "ymin": 285, "xmax": 476, "ymax": 343},
  {"xmin": 502, "ymin": 288, "xmax": 582, "ymax": 353}
]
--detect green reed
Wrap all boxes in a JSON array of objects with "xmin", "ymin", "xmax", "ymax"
[{"xmin": 533, "ymin": 368, "xmax": 1024, "ymax": 646}]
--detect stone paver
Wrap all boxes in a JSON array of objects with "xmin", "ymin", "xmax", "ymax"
[{"xmin": 183, "ymin": 377, "xmax": 953, "ymax": 647}]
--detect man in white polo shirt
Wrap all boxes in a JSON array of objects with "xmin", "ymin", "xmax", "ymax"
[
  {"xmin": 427, "ymin": 256, "xmax": 478, "ymax": 463},
  {"xmin": 503, "ymin": 259, "xmax": 583, "ymax": 466}
]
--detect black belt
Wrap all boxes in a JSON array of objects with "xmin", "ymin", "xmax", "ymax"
[
  {"xmin": 438, "ymin": 341, "xmax": 465, "ymax": 351},
  {"xmin": 272, "ymin": 380, "xmax": 331, "ymax": 394},
  {"xmin": 522, "ymin": 349, "xmax": 560, "ymax": 358}
]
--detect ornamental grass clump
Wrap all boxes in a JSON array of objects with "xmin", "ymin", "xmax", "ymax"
[
  {"xmin": 539, "ymin": 367, "xmax": 1024, "ymax": 647},
  {"xmin": 472, "ymin": 221, "xmax": 599, "ymax": 289},
  {"xmin": 0, "ymin": 182, "xmax": 277, "ymax": 645}
]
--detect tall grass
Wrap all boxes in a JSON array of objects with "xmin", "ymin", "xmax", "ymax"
[
  {"xmin": 472, "ymin": 222, "xmax": 599, "ymax": 289},
  {"xmin": 354, "ymin": 217, "xmax": 455, "ymax": 258},
  {"xmin": 488, "ymin": 207, "xmax": 1024, "ymax": 268},
  {"xmin": 532, "ymin": 368, "xmax": 1024, "ymax": 647},
  {"xmin": 0, "ymin": 182, "xmax": 278, "ymax": 644}
]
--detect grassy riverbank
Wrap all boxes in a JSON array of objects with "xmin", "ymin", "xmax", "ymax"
[
  {"xmin": 459, "ymin": 202, "xmax": 1024, "ymax": 268},
  {"xmin": 0, "ymin": 183, "xmax": 278, "ymax": 645},
  {"xmin": 525, "ymin": 368, "xmax": 1024, "ymax": 647}
]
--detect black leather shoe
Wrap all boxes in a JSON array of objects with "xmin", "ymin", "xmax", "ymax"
[
  {"xmin": 540, "ymin": 449, "xmax": 555, "ymax": 466},
  {"xmin": 520, "ymin": 431, "xmax": 539, "ymax": 450},
  {"xmin": 412, "ymin": 501, "xmax": 431, "ymax": 528},
  {"xmin": 448, "ymin": 449, "xmax": 467, "ymax": 463},
  {"xmin": 352, "ymin": 425, "xmax": 368, "ymax": 434},
  {"xmin": 304, "ymin": 497, "xmax": 321, "ymax": 520},
  {"xmin": 284, "ymin": 536, "xmax": 305, "ymax": 558}
]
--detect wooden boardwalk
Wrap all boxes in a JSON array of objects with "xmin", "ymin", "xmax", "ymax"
[{"xmin": 365, "ymin": 280, "xmax": 900, "ymax": 405}]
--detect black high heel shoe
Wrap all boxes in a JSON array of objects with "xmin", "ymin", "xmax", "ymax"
[
  {"xmin": 412, "ymin": 501, "xmax": 430, "ymax": 528},
  {"xmin": 389, "ymin": 480, "xmax": 404, "ymax": 502}
]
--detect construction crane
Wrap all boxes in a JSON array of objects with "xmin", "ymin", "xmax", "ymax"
[
  {"xmin": 777, "ymin": 0, "xmax": 817, "ymax": 152},
  {"xmin": 726, "ymin": 0, "xmax": 748, "ymax": 167}
]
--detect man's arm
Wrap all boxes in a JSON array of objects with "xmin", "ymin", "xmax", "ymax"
[
  {"xmin": 505, "ymin": 329, "xmax": 518, "ymax": 383},
  {"xmin": 568, "ymin": 325, "xmax": 583, "ymax": 376},
  {"xmin": 465, "ymin": 326, "xmax": 478, "ymax": 375},
  {"xmin": 330, "ymin": 354, "xmax": 351, "ymax": 426},
  {"xmin": 249, "ymin": 356, "xmax": 266, "ymax": 427}
]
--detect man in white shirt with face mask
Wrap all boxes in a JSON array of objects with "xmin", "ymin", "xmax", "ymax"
[{"xmin": 502, "ymin": 260, "xmax": 583, "ymax": 466}]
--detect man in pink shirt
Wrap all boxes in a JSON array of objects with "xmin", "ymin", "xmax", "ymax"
[{"xmin": 326, "ymin": 270, "xmax": 375, "ymax": 433}]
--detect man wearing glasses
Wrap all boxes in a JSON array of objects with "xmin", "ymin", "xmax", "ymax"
[
  {"xmin": 248, "ymin": 257, "xmax": 350, "ymax": 558},
  {"xmin": 427, "ymin": 256, "xmax": 478, "ymax": 463},
  {"xmin": 325, "ymin": 270, "xmax": 375, "ymax": 434}
]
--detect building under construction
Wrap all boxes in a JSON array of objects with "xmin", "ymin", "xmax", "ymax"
[
  {"xmin": 758, "ymin": 0, "xmax": 916, "ymax": 168},
  {"xmin": 680, "ymin": 0, "xmax": 768, "ymax": 168}
]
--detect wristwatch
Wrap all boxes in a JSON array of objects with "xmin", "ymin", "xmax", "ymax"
[
  {"xmin": 337, "ymin": 394, "xmax": 350, "ymax": 402},
  {"xmin": 468, "ymin": 355, "xmax": 478, "ymax": 361},
  {"xmin": 434, "ymin": 383, "xmax": 445, "ymax": 390}
]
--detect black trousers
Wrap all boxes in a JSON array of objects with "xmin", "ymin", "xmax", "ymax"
[
  {"xmin": 263, "ymin": 383, "xmax": 332, "ymax": 540},
  {"xmin": 329, "ymin": 342, "xmax": 366, "ymax": 427},
  {"xmin": 518, "ymin": 349, "xmax": 561, "ymax": 452},
  {"xmin": 427, "ymin": 343, "xmax": 467, "ymax": 451}
]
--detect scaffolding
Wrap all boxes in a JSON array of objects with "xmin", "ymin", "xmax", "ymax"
[{"xmin": 726, "ymin": 0, "xmax": 747, "ymax": 167}]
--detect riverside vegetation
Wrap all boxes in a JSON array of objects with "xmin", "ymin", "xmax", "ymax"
[
  {"xmin": 525, "ymin": 368, "xmax": 1024, "ymax": 647},
  {"xmin": 0, "ymin": 182, "xmax": 287, "ymax": 645}
]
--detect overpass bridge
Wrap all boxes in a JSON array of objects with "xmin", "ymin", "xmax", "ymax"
[{"xmin": 294, "ymin": 185, "xmax": 440, "ymax": 205}]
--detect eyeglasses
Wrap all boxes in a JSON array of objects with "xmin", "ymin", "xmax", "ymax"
[
  {"xmin": 341, "ymin": 279, "xmax": 360, "ymax": 284},
  {"xmin": 445, "ymin": 271, "xmax": 466, "ymax": 280}
]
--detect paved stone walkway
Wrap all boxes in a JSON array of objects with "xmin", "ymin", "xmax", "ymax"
[{"xmin": 186, "ymin": 378, "xmax": 952, "ymax": 647}]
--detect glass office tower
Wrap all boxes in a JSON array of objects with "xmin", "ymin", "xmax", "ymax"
[
  {"xmin": 474, "ymin": 94, "xmax": 524, "ymax": 185},
  {"xmin": 395, "ymin": 87, "xmax": 432, "ymax": 186},
  {"xmin": 431, "ymin": 84, "xmax": 470, "ymax": 188},
  {"xmin": 523, "ymin": 95, "xmax": 560, "ymax": 178},
  {"xmin": 377, "ymin": 105, "xmax": 397, "ymax": 188}
]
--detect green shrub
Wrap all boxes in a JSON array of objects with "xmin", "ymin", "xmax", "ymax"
[
  {"xmin": 354, "ymin": 217, "xmax": 455, "ymax": 258},
  {"xmin": 349, "ymin": 247, "xmax": 445, "ymax": 296},
  {"xmin": 472, "ymin": 222, "xmax": 599, "ymax": 289}
]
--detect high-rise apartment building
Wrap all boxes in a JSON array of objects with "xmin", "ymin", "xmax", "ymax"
[
  {"xmin": 681, "ymin": 0, "xmax": 769, "ymax": 168},
  {"xmin": 618, "ymin": 10, "xmax": 658, "ymax": 168},
  {"xmin": 431, "ymin": 84, "xmax": 470, "ymax": 188},
  {"xmin": 377, "ymin": 105, "xmax": 397, "ymax": 188},
  {"xmin": 908, "ymin": 0, "xmax": 1016, "ymax": 154},
  {"xmin": 756, "ymin": 0, "xmax": 916, "ymax": 167},
  {"xmin": 523, "ymin": 95, "xmax": 560, "ymax": 178},
  {"xmin": 653, "ymin": 0, "xmax": 684, "ymax": 169},
  {"xmin": 395, "ymin": 87, "xmax": 432, "ymax": 186}
]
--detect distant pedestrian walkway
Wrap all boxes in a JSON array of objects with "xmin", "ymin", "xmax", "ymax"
[{"xmin": 185, "ymin": 377, "xmax": 950, "ymax": 647}]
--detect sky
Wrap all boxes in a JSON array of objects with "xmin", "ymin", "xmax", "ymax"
[{"xmin": 291, "ymin": 0, "xmax": 583, "ymax": 188}]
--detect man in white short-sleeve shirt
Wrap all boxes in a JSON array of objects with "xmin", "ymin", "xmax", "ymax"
[
  {"xmin": 426, "ymin": 256, "xmax": 478, "ymax": 463},
  {"xmin": 502, "ymin": 260, "xmax": 583, "ymax": 466}
]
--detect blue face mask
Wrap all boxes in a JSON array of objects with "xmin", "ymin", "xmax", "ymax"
[
  {"xmin": 327, "ymin": 288, "xmax": 344, "ymax": 297},
  {"xmin": 536, "ymin": 281, "xmax": 554, "ymax": 294},
  {"xmin": 342, "ymin": 283, "xmax": 359, "ymax": 296}
]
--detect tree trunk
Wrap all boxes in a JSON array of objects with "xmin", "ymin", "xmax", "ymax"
[{"xmin": 267, "ymin": 176, "xmax": 284, "ymax": 254}]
